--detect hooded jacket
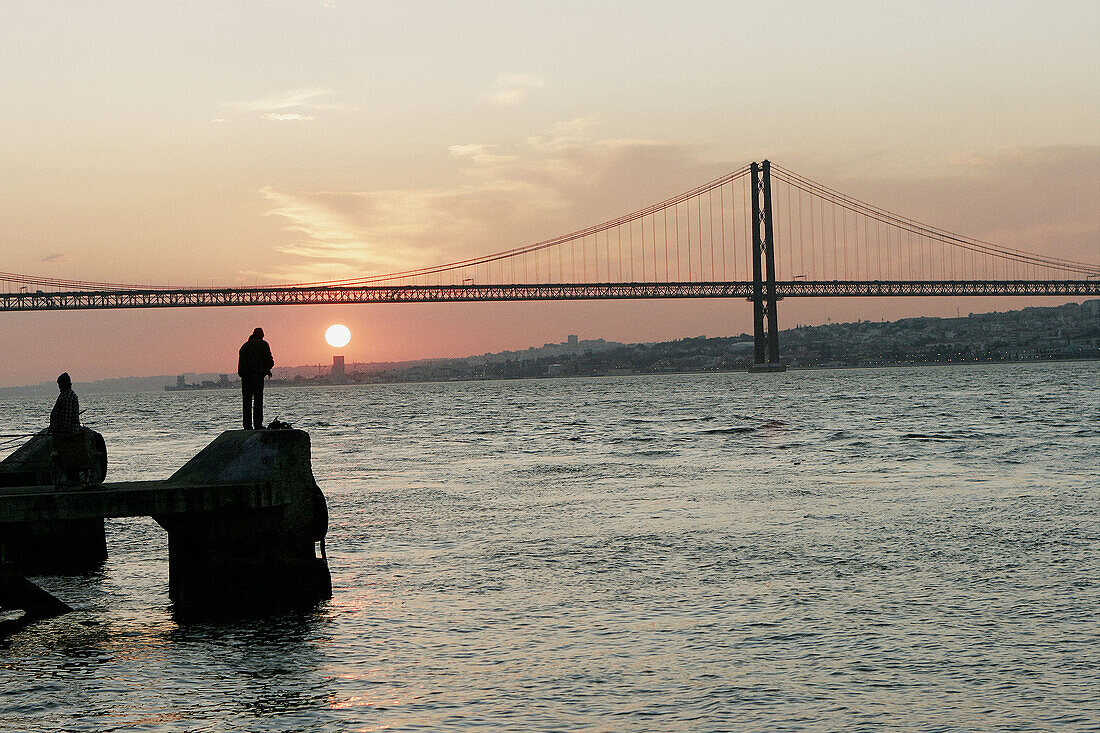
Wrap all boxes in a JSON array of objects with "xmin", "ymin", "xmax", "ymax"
[{"xmin": 238, "ymin": 335, "xmax": 274, "ymax": 378}]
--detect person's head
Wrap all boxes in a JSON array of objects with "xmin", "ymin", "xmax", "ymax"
[
  {"xmin": 57, "ymin": 372, "xmax": 71, "ymax": 392},
  {"xmin": 252, "ymin": 327, "xmax": 264, "ymax": 339}
]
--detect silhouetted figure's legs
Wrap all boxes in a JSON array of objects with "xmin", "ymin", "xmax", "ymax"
[
  {"xmin": 241, "ymin": 376, "xmax": 265, "ymax": 429},
  {"xmin": 253, "ymin": 378, "xmax": 264, "ymax": 429},
  {"xmin": 241, "ymin": 385, "xmax": 252, "ymax": 429}
]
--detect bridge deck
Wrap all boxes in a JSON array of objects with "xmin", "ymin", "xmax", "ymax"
[
  {"xmin": 0, "ymin": 480, "xmax": 283, "ymax": 523},
  {"xmin": 1, "ymin": 280, "xmax": 1097, "ymax": 311}
]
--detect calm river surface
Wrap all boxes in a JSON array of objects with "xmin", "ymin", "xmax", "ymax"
[{"xmin": 1, "ymin": 363, "xmax": 1098, "ymax": 732}]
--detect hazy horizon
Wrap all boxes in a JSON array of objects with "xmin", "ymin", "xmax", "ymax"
[{"xmin": 4, "ymin": 297, "xmax": 1095, "ymax": 391}]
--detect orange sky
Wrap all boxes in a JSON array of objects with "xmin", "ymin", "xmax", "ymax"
[{"xmin": 1, "ymin": 1, "xmax": 1097, "ymax": 386}]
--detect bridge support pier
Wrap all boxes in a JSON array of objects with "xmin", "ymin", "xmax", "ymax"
[
  {"xmin": 157, "ymin": 507, "xmax": 330, "ymax": 618},
  {"xmin": 154, "ymin": 430, "xmax": 331, "ymax": 618},
  {"xmin": 748, "ymin": 160, "xmax": 786, "ymax": 373}
]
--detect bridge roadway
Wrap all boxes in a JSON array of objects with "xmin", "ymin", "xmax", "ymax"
[{"xmin": 2, "ymin": 280, "xmax": 1097, "ymax": 311}]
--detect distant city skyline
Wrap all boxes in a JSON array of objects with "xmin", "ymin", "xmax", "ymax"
[{"xmin": 1, "ymin": 1, "xmax": 1097, "ymax": 386}]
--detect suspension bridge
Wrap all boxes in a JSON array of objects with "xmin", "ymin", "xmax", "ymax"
[{"xmin": 2, "ymin": 162, "xmax": 1097, "ymax": 368}]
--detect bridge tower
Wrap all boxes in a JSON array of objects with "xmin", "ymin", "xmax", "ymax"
[{"xmin": 749, "ymin": 160, "xmax": 785, "ymax": 372}]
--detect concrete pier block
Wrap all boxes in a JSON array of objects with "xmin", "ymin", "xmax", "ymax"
[
  {"xmin": 1, "ymin": 428, "xmax": 331, "ymax": 618},
  {"xmin": 155, "ymin": 429, "xmax": 331, "ymax": 616},
  {"xmin": 0, "ymin": 431, "xmax": 107, "ymax": 571}
]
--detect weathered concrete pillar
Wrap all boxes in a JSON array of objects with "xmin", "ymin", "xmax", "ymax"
[
  {"xmin": 154, "ymin": 429, "xmax": 331, "ymax": 617},
  {"xmin": 0, "ymin": 431, "xmax": 108, "ymax": 571}
]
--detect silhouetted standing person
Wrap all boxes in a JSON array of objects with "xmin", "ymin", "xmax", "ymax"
[{"xmin": 238, "ymin": 328, "xmax": 274, "ymax": 430}]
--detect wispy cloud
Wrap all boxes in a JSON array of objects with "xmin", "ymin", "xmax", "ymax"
[
  {"xmin": 257, "ymin": 181, "xmax": 562, "ymax": 282},
  {"xmin": 40, "ymin": 253, "xmax": 70, "ymax": 264},
  {"xmin": 526, "ymin": 116, "xmax": 602, "ymax": 152},
  {"xmin": 252, "ymin": 119, "xmax": 724, "ymax": 282},
  {"xmin": 261, "ymin": 113, "xmax": 314, "ymax": 121},
  {"xmin": 230, "ymin": 88, "xmax": 338, "ymax": 121},
  {"xmin": 447, "ymin": 144, "xmax": 516, "ymax": 166},
  {"xmin": 485, "ymin": 74, "xmax": 544, "ymax": 107}
]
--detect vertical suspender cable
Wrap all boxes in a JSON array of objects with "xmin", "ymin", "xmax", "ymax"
[
  {"xmin": 582, "ymin": 232, "xmax": 587, "ymax": 282},
  {"xmin": 877, "ymin": 220, "xmax": 884, "ymax": 280},
  {"xmin": 595, "ymin": 233, "xmax": 600, "ymax": 281},
  {"xmin": 617, "ymin": 225, "xmax": 623, "ymax": 281},
  {"xmin": 920, "ymin": 227, "xmax": 927, "ymax": 280},
  {"xmin": 608, "ymin": 231, "xmax": 613, "ymax": 282},
  {"xmin": 668, "ymin": 203, "xmax": 677, "ymax": 280},
  {"xmin": 810, "ymin": 194, "xmax": 817, "ymax": 280},
  {"xmin": 797, "ymin": 187, "xmax": 805, "ymax": 278},
  {"xmin": 785, "ymin": 182, "xmax": 793, "ymax": 281},
  {"xmin": 642, "ymin": 214, "xmax": 651, "ymax": 281},
  {"xmin": 558, "ymin": 234, "xmax": 563, "ymax": 283},
  {"xmin": 697, "ymin": 195, "xmax": 703, "ymax": 281},
  {"xmin": 663, "ymin": 208, "xmax": 669, "ymax": 282},
  {"xmin": 827, "ymin": 200, "xmax": 836, "ymax": 279},
  {"xmin": 886, "ymin": 222, "xmax": 892, "ymax": 280},
  {"xmin": 709, "ymin": 190, "xmax": 715, "ymax": 280},
  {"xmin": 949, "ymin": 234, "xmax": 954, "ymax": 282},
  {"xmin": 686, "ymin": 200, "xmax": 693, "ymax": 280},
  {"xmin": 733, "ymin": 178, "xmax": 740, "ymax": 279},
  {"xmin": 856, "ymin": 209, "xmax": 864, "ymax": 281},
  {"xmin": 921, "ymin": 229, "xmax": 927, "ymax": 280},
  {"xmin": 907, "ymin": 221, "xmax": 913, "ymax": 280},
  {"xmin": 630, "ymin": 220, "xmax": 635, "ymax": 282},
  {"xmin": 736, "ymin": 178, "xmax": 743, "ymax": 280},
  {"xmin": 743, "ymin": 181, "xmax": 750, "ymax": 281},
  {"xmin": 841, "ymin": 206, "xmax": 848, "ymax": 280},
  {"xmin": 906, "ymin": 228, "xmax": 914, "ymax": 280},
  {"xmin": 721, "ymin": 183, "xmax": 728, "ymax": 281},
  {"xmin": 572, "ymin": 234, "xmax": 580, "ymax": 281}
]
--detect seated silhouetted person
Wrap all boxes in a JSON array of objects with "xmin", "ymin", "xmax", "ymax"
[
  {"xmin": 238, "ymin": 327, "xmax": 274, "ymax": 430},
  {"xmin": 50, "ymin": 372, "xmax": 83, "ymax": 484},
  {"xmin": 50, "ymin": 372, "xmax": 80, "ymax": 436}
]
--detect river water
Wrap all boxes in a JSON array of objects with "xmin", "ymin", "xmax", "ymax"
[{"xmin": 1, "ymin": 363, "xmax": 1097, "ymax": 732}]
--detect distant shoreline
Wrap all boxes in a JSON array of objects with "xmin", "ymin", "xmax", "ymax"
[
  {"xmin": 170, "ymin": 355, "xmax": 1100, "ymax": 391},
  {"xmin": 1, "ymin": 355, "xmax": 1096, "ymax": 399},
  {"xmin": 2, "ymin": 297, "xmax": 1096, "ymax": 396}
]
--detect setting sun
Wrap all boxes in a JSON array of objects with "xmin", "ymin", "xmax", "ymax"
[{"xmin": 325, "ymin": 324, "xmax": 351, "ymax": 349}]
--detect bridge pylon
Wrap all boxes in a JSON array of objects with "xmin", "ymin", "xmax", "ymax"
[{"xmin": 749, "ymin": 160, "xmax": 785, "ymax": 372}]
